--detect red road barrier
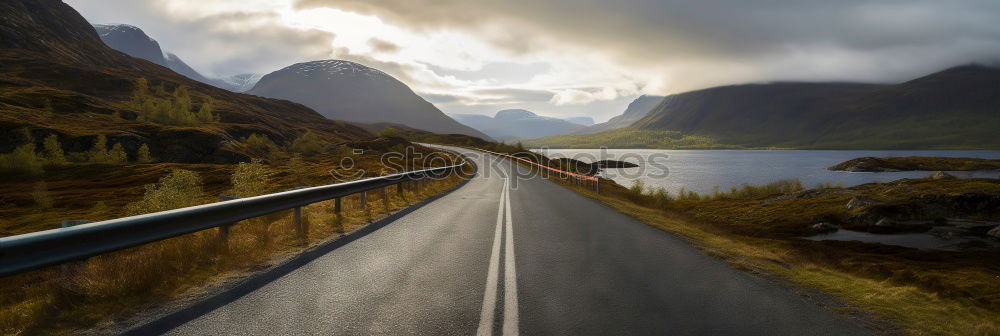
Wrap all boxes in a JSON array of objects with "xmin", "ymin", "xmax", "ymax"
[{"xmin": 478, "ymin": 149, "xmax": 600, "ymax": 193}]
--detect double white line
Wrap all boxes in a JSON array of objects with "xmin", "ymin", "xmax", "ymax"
[{"xmin": 477, "ymin": 177, "xmax": 519, "ymax": 336}]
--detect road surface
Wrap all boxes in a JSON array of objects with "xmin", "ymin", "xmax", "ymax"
[{"xmin": 150, "ymin": 147, "xmax": 870, "ymax": 335}]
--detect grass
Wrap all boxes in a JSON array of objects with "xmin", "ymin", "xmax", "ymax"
[
  {"xmin": 0, "ymin": 145, "xmax": 469, "ymax": 335},
  {"xmin": 498, "ymin": 153, "xmax": 1000, "ymax": 336}
]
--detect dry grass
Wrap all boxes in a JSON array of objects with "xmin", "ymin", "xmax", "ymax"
[{"xmin": 0, "ymin": 173, "xmax": 465, "ymax": 335}]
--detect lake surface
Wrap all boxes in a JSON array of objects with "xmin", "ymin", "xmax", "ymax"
[{"xmin": 533, "ymin": 149, "xmax": 1000, "ymax": 194}]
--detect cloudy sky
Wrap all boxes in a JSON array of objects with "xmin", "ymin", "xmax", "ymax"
[{"xmin": 65, "ymin": 0, "xmax": 1000, "ymax": 122}]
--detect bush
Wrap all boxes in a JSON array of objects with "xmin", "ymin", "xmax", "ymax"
[
  {"xmin": 137, "ymin": 144, "xmax": 153, "ymax": 163},
  {"xmin": 289, "ymin": 130, "xmax": 322, "ymax": 155},
  {"xmin": 108, "ymin": 143, "xmax": 128, "ymax": 164},
  {"xmin": 87, "ymin": 135, "xmax": 110, "ymax": 163},
  {"xmin": 124, "ymin": 170, "xmax": 205, "ymax": 216},
  {"xmin": 131, "ymin": 80, "xmax": 217, "ymax": 125},
  {"xmin": 0, "ymin": 144, "xmax": 44, "ymax": 175},
  {"xmin": 245, "ymin": 133, "xmax": 278, "ymax": 157},
  {"xmin": 42, "ymin": 135, "xmax": 66, "ymax": 165},
  {"xmin": 227, "ymin": 159, "xmax": 269, "ymax": 197}
]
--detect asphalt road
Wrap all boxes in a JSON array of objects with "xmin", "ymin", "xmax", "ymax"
[{"xmin": 154, "ymin": 147, "xmax": 871, "ymax": 336}]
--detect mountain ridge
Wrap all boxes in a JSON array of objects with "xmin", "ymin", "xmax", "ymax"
[{"xmin": 247, "ymin": 60, "xmax": 490, "ymax": 140}]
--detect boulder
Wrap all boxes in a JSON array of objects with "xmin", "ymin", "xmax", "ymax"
[
  {"xmin": 846, "ymin": 196, "xmax": 879, "ymax": 210},
  {"xmin": 810, "ymin": 222, "xmax": 838, "ymax": 232}
]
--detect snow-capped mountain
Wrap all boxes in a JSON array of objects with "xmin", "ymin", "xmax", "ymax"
[
  {"xmin": 453, "ymin": 109, "xmax": 585, "ymax": 141},
  {"xmin": 92, "ymin": 23, "xmax": 243, "ymax": 92},
  {"xmin": 220, "ymin": 73, "xmax": 265, "ymax": 93},
  {"xmin": 248, "ymin": 60, "xmax": 490, "ymax": 139}
]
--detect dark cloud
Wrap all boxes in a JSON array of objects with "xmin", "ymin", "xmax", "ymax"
[
  {"xmin": 368, "ymin": 38, "xmax": 400, "ymax": 53},
  {"xmin": 296, "ymin": 0, "xmax": 1000, "ymax": 90}
]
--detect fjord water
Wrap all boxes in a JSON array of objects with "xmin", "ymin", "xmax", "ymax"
[{"xmin": 534, "ymin": 149, "xmax": 1000, "ymax": 194}]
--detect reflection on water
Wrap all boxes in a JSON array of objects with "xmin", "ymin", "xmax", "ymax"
[
  {"xmin": 804, "ymin": 230, "xmax": 1000, "ymax": 251},
  {"xmin": 534, "ymin": 149, "xmax": 1000, "ymax": 194}
]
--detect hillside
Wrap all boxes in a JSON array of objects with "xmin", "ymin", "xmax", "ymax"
[
  {"xmin": 247, "ymin": 60, "xmax": 490, "ymax": 140},
  {"xmin": 531, "ymin": 66, "xmax": 1000, "ymax": 149},
  {"xmin": 0, "ymin": 0, "xmax": 373, "ymax": 163},
  {"xmin": 93, "ymin": 23, "xmax": 241, "ymax": 92},
  {"xmin": 452, "ymin": 109, "xmax": 584, "ymax": 141},
  {"xmin": 576, "ymin": 95, "xmax": 664, "ymax": 134},
  {"xmin": 628, "ymin": 66, "xmax": 1000, "ymax": 149}
]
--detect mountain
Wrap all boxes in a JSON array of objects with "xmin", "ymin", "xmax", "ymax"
[
  {"xmin": 528, "ymin": 65, "xmax": 1000, "ymax": 149},
  {"xmin": 247, "ymin": 60, "xmax": 490, "ymax": 139},
  {"xmin": 630, "ymin": 65, "xmax": 1000, "ymax": 148},
  {"xmin": 577, "ymin": 95, "xmax": 664, "ymax": 134},
  {"xmin": 219, "ymin": 73, "xmax": 265, "ymax": 93},
  {"xmin": 0, "ymin": 0, "xmax": 372, "ymax": 163},
  {"xmin": 92, "ymin": 23, "xmax": 241, "ymax": 92},
  {"xmin": 452, "ymin": 109, "xmax": 585, "ymax": 141},
  {"xmin": 565, "ymin": 116, "xmax": 595, "ymax": 126}
]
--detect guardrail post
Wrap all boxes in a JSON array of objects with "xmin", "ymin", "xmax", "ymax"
[
  {"xmin": 381, "ymin": 187, "xmax": 390, "ymax": 213},
  {"xmin": 218, "ymin": 196, "xmax": 239, "ymax": 246},
  {"xmin": 294, "ymin": 206, "xmax": 305, "ymax": 238},
  {"xmin": 359, "ymin": 191, "xmax": 367, "ymax": 209},
  {"xmin": 334, "ymin": 197, "xmax": 342, "ymax": 214},
  {"xmin": 396, "ymin": 183, "xmax": 404, "ymax": 197},
  {"xmin": 414, "ymin": 179, "xmax": 420, "ymax": 194},
  {"xmin": 60, "ymin": 220, "xmax": 92, "ymax": 278}
]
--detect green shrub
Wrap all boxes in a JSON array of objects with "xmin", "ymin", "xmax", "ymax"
[
  {"xmin": 108, "ymin": 143, "xmax": 128, "ymax": 164},
  {"xmin": 124, "ymin": 169, "xmax": 205, "ymax": 216},
  {"xmin": 137, "ymin": 144, "xmax": 153, "ymax": 163},
  {"xmin": 227, "ymin": 159, "xmax": 269, "ymax": 197},
  {"xmin": 87, "ymin": 135, "xmax": 110, "ymax": 163},
  {"xmin": 289, "ymin": 130, "xmax": 322, "ymax": 155},
  {"xmin": 245, "ymin": 133, "xmax": 278, "ymax": 157},
  {"xmin": 0, "ymin": 144, "xmax": 44, "ymax": 175},
  {"xmin": 42, "ymin": 135, "xmax": 65, "ymax": 165}
]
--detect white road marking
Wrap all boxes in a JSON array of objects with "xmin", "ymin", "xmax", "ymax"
[
  {"xmin": 476, "ymin": 177, "xmax": 507, "ymax": 336},
  {"xmin": 502, "ymin": 176, "xmax": 519, "ymax": 336}
]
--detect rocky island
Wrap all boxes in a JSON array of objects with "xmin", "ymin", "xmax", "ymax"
[{"xmin": 829, "ymin": 156, "xmax": 1000, "ymax": 172}]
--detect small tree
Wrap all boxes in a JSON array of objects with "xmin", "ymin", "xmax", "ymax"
[
  {"xmin": 88, "ymin": 135, "xmax": 109, "ymax": 163},
  {"xmin": 124, "ymin": 169, "xmax": 205, "ymax": 216},
  {"xmin": 108, "ymin": 143, "xmax": 128, "ymax": 164},
  {"xmin": 227, "ymin": 159, "xmax": 269, "ymax": 197},
  {"xmin": 137, "ymin": 144, "xmax": 153, "ymax": 163},
  {"xmin": 0, "ymin": 144, "xmax": 44, "ymax": 175},
  {"xmin": 289, "ymin": 130, "xmax": 322, "ymax": 155},
  {"xmin": 245, "ymin": 133, "xmax": 277, "ymax": 157},
  {"xmin": 196, "ymin": 97, "xmax": 216, "ymax": 123},
  {"xmin": 42, "ymin": 134, "xmax": 66, "ymax": 165}
]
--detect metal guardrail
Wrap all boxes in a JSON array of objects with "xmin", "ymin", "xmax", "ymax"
[
  {"xmin": 0, "ymin": 164, "xmax": 465, "ymax": 278},
  {"xmin": 479, "ymin": 149, "xmax": 600, "ymax": 193}
]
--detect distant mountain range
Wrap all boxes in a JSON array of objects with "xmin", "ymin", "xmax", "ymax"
[
  {"xmin": 452, "ymin": 109, "xmax": 585, "ymax": 141},
  {"xmin": 92, "ymin": 24, "xmax": 261, "ymax": 92},
  {"xmin": 0, "ymin": 0, "xmax": 372, "ymax": 162},
  {"xmin": 565, "ymin": 116, "xmax": 595, "ymax": 126},
  {"xmin": 576, "ymin": 95, "xmax": 664, "ymax": 134},
  {"xmin": 247, "ymin": 60, "xmax": 490, "ymax": 139},
  {"xmin": 528, "ymin": 65, "xmax": 1000, "ymax": 149}
]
